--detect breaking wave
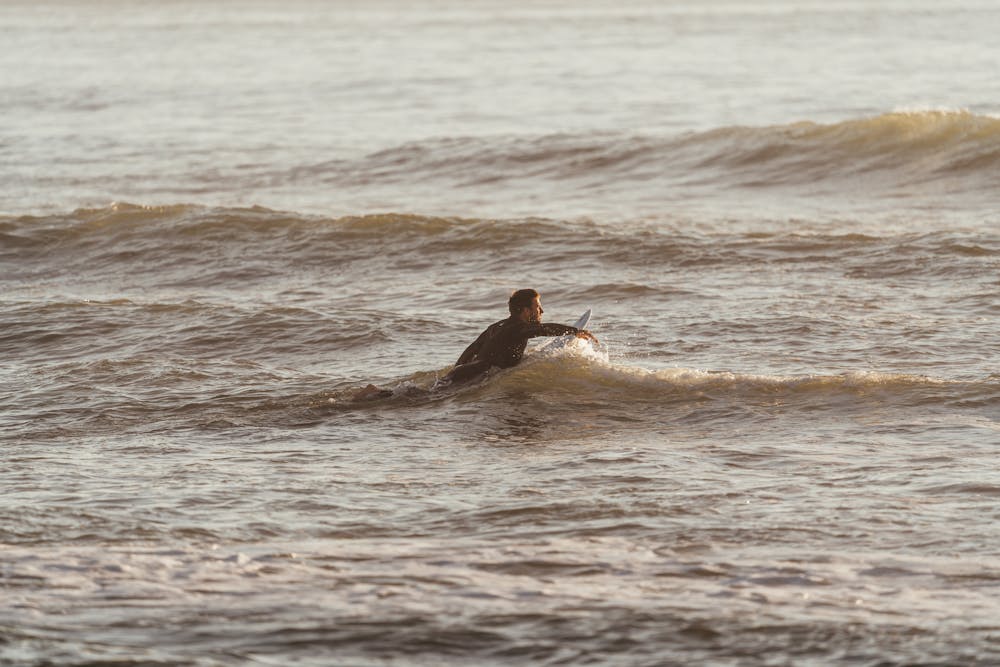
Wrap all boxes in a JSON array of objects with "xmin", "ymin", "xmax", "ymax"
[{"xmin": 330, "ymin": 342, "xmax": 1000, "ymax": 416}]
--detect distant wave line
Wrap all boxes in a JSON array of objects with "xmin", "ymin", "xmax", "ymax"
[{"xmin": 275, "ymin": 109, "xmax": 1000, "ymax": 193}]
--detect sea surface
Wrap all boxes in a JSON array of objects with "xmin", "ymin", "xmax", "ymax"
[{"xmin": 3, "ymin": 1, "xmax": 1000, "ymax": 665}]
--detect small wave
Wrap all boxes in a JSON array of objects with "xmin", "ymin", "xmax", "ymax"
[
  {"xmin": 920, "ymin": 482, "xmax": 1000, "ymax": 497},
  {"xmin": 3, "ymin": 202, "xmax": 319, "ymax": 245},
  {"xmin": 472, "ymin": 344, "xmax": 1000, "ymax": 415},
  {"xmin": 1, "ymin": 295, "xmax": 403, "ymax": 368},
  {"xmin": 327, "ymin": 341, "xmax": 991, "ymax": 414},
  {"xmin": 499, "ymin": 353, "xmax": 962, "ymax": 403}
]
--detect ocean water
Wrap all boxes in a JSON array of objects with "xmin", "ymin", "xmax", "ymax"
[{"xmin": 3, "ymin": 1, "xmax": 1000, "ymax": 665}]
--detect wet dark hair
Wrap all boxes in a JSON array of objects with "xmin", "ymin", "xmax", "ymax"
[{"xmin": 508, "ymin": 288, "xmax": 539, "ymax": 315}]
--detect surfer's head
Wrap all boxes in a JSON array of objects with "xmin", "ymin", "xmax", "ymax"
[{"xmin": 509, "ymin": 288, "xmax": 543, "ymax": 323}]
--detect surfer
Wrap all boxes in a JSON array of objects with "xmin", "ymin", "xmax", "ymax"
[
  {"xmin": 443, "ymin": 288, "xmax": 598, "ymax": 384},
  {"xmin": 352, "ymin": 289, "xmax": 596, "ymax": 400}
]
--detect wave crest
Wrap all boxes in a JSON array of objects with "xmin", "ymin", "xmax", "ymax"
[
  {"xmin": 702, "ymin": 110, "xmax": 1000, "ymax": 185},
  {"xmin": 462, "ymin": 346, "xmax": 994, "ymax": 413}
]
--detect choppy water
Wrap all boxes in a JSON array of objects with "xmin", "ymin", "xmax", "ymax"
[{"xmin": 4, "ymin": 1, "xmax": 1000, "ymax": 665}]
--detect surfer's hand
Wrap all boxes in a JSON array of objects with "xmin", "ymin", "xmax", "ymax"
[{"xmin": 576, "ymin": 330, "xmax": 598, "ymax": 344}]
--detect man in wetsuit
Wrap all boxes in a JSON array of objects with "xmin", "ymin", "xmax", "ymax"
[{"xmin": 444, "ymin": 288, "xmax": 598, "ymax": 384}]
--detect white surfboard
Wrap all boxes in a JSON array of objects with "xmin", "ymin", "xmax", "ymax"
[{"xmin": 538, "ymin": 308, "xmax": 592, "ymax": 352}]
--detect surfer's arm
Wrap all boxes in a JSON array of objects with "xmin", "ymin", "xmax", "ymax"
[
  {"xmin": 523, "ymin": 323, "xmax": 580, "ymax": 338},
  {"xmin": 524, "ymin": 322, "xmax": 599, "ymax": 345}
]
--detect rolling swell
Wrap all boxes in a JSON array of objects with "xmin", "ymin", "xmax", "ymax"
[
  {"xmin": 288, "ymin": 110, "xmax": 1000, "ymax": 197},
  {"xmin": 6, "ymin": 202, "xmax": 999, "ymax": 271}
]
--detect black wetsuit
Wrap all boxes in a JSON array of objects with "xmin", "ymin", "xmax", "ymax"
[{"xmin": 445, "ymin": 317, "xmax": 580, "ymax": 383}]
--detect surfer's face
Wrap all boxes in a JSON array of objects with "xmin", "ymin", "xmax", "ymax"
[{"xmin": 524, "ymin": 296, "xmax": 544, "ymax": 323}]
